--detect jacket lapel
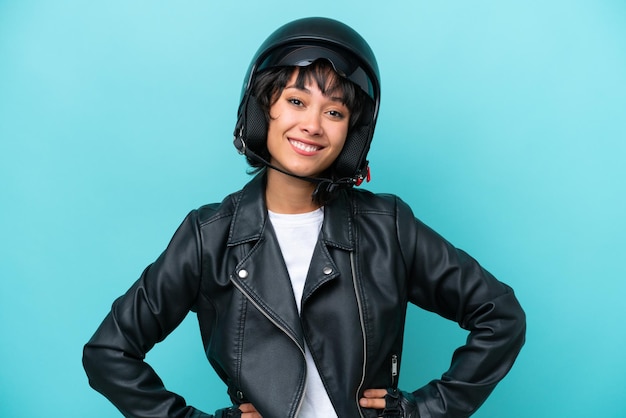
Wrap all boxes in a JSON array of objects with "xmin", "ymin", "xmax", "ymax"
[
  {"xmin": 227, "ymin": 174, "xmax": 304, "ymax": 350},
  {"xmin": 302, "ymin": 191, "xmax": 355, "ymax": 306},
  {"xmin": 226, "ymin": 176, "xmax": 357, "ymax": 352}
]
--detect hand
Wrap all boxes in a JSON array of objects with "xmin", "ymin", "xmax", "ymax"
[
  {"xmin": 214, "ymin": 404, "xmax": 261, "ymax": 418},
  {"xmin": 239, "ymin": 403, "xmax": 262, "ymax": 418},
  {"xmin": 359, "ymin": 388, "xmax": 387, "ymax": 410},
  {"xmin": 360, "ymin": 388, "xmax": 419, "ymax": 418}
]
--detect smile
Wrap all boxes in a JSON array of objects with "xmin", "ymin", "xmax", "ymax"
[{"xmin": 289, "ymin": 139, "xmax": 322, "ymax": 153}]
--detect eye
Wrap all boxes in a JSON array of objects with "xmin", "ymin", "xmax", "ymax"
[
  {"xmin": 327, "ymin": 109, "xmax": 346, "ymax": 119},
  {"xmin": 288, "ymin": 98, "xmax": 303, "ymax": 107}
]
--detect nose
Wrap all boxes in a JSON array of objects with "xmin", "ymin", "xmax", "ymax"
[{"xmin": 300, "ymin": 109, "xmax": 323, "ymax": 136}]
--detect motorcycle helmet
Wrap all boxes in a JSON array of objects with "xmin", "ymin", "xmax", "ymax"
[{"xmin": 233, "ymin": 17, "xmax": 381, "ymax": 192}]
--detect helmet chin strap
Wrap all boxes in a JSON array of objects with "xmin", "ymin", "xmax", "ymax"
[{"xmin": 235, "ymin": 136, "xmax": 359, "ymax": 200}]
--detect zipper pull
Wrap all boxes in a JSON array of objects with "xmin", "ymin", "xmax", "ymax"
[{"xmin": 391, "ymin": 354, "xmax": 398, "ymax": 387}]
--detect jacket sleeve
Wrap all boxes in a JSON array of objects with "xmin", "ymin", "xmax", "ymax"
[
  {"xmin": 82, "ymin": 210, "xmax": 214, "ymax": 418},
  {"xmin": 396, "ymin": 198, "xmax": 526, "ymax": 418}
]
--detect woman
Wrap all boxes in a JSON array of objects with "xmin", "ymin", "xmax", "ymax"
[{"xmin": 83, "ymin": 17, "xmax": 526, "ymax": 418}]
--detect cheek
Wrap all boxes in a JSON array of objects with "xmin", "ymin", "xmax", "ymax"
[
  {"xmin": 266, "ymin": 122, "xmax": 280, "ymax": 154},
  {"xmin": 266, "ymin": 112, "xmax": 284, "ymax": 140},
  {"xmin": 333, "ymin": 124, "xmax": 350, "ymax": 150}
]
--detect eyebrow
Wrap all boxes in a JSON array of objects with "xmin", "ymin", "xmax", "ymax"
[{"xmin": 284, "ymin": 84, "xmax": 346, "ymax": 104}]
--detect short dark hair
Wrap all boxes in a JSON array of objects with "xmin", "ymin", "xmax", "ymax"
[{"xmin": 246, "ymin": 59, "xmax": 367, "ymax": 170}]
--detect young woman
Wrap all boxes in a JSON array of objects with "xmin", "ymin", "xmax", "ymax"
[{"xmin": 83, "ymin": 17, "xmax": 526, "ymax": 418}]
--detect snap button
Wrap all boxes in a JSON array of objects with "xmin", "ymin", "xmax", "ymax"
[
  {"xmin": 322, "ymin": 266, "xmax": 333, "ymax": 275},
  {"xmin": 237, "ymin": 390, "xmax": 244, "ymax": 400},
  {"xmin": 238, "ymin": 269, "xmax": 249, "ymax": 279}
]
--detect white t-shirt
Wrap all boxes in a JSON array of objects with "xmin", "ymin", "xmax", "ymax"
[{"xmin": 268, "ymin": 208, "xmax": 338, "ymax": 418}]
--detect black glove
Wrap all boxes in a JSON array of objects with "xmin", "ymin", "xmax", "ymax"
[
  {"xmin": 214, "ymin": 406, "xmax": 242, "ymax": 418},
  {"xmin": 381, "ymin": 388, "xmax": 419, "ymax": 418}
]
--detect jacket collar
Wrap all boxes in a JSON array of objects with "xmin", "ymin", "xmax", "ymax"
[{"xmin": 227, "ymin": 173, "xmax": 354, "ymax": 251}]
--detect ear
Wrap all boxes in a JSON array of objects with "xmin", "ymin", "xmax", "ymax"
[
  {"xmin": 235, "ymin": 95, "xmax": 267, "ymax": 154},
  {"xmin": 332, "ymin": 99, "xmax": 374, "ymax": 180},
  {"xmin": 334, "ymin": 123, "xmax": 371, "ymax": 179}
]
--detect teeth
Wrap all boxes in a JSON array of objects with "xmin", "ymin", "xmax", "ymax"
[{"xmin": 290, "ymin": 140, "xmax": 320, "ymax": 153}]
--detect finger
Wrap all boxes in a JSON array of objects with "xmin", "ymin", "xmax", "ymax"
[
  {"xmin": 363, "ymin": 388, "xmax": 388, "ymax": 399},
  {"xmin": 359, "ymin": 388, "xmax": 388, "ymax": 409},
  {"xmin": 359, "ymin": 396, "xmax": 386, "ymax": 409},
  {"xmin": 238, "ymin": 403, "xmax": 262, "ymax": 417},
  {"xmin": 240, "ymin": 413, "xmax": 262, "ymax": 418},
  {"xmin": 238, "ymin": 403, "xmax": 257, "ymax": 413}
]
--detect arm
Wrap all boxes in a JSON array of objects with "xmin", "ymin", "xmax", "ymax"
[
  {"xmin": 82, "ymin": 211, "xmax": 214, "ymax": 418},
  {"xmin": 397, "ymin": 198, "xmax": 526, "ymax": 418}
]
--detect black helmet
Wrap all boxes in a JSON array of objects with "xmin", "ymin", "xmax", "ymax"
[{"xmin": 233, "ymin": 17, "xmax": 381, "ymax": 188}]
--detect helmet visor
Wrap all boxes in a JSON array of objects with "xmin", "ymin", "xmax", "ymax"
[{"xmin": 257, "ymin": 44, "xmax": 375, "ymax": 100}]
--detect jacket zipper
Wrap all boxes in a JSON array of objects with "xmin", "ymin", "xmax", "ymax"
[
  {"xmin": 230, "ymin": 276, "xmax": 307, "ymax": 417},
  {"xmin": 350, "ymin": 252, "xmax": 367, "ymax": 418},
  {"xmin": 391, "ymin": 354, "xmax": 398, "ymax": 388}
]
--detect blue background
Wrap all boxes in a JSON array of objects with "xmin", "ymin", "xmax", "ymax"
[{"xmin": 1, "ymin": 1, "xmax": 625, "ymax": 417}]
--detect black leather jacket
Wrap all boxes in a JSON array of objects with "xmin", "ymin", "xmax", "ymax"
[{"xmin": 83, "ymin": 174, "xmax": 525, "ymax": 418}]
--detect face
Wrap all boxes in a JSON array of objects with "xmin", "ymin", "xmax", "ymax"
[{"xmin": 266, "ymin": 70, "xmax": 350, "ymax": 179}]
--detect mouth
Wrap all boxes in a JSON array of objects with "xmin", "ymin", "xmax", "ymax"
[{"xmin": 289, "ymin": 139, "xmax": 322, "ymax": 154}]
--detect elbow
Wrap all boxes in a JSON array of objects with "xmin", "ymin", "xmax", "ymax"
[
  {"xmin": 82, "ymin": 343, "xmax": 100, "ymax": 388},
  {"xmin": 516, "ymin": 302, "xmax": 527, "ymax": 347},
  {"xmin": 82, "ymin": 342, "xmax": 114, "ymax": 392}
]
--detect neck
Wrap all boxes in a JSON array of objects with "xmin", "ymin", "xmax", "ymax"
[{"xmin": 265, "ymin": 168, "xmax": 321, "ymax": 214}]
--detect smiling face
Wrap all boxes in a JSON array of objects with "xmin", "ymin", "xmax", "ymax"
[{"xmin": 266, "ymin": 68, "xmax": 351, "ymax": 179}]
